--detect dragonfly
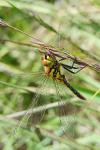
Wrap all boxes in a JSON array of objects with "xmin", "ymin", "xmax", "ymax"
[
  {"xmin": 1, "ymin": 20, "xmax": 99, "ymax": 100},
  {"xmin": 0, "ymin": 19, "xmax": 100, "ymax": 138}
]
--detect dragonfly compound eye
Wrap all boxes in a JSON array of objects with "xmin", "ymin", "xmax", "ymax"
[
  {"xmin": 41, "ymin": 55, "xmax": 51, "ymax": 66},
  {"xmin": 41, "ymin": 56, "xmax": 47, "ymax": 66}
]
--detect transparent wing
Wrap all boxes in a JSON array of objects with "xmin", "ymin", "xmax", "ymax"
[
  {"xmin": 0, "ymin": 71, "xmax": 60, "ymax": 136},
  {"xmin": 0, "ymin": 70, "xmax": 52, "ymax": 133},
  {"xmin": 53, "ymin": 79, "xmax": 85, "ymax": 139},
  {"xmin": 12, "ymin": 74, "xmax": 49, "ymax": 135}
]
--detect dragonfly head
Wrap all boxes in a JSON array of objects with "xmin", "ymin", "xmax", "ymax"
[
  {"xmin": 42, "ymin": 52, "xmax": 56, "ymax": 67},
  {"xmin": 41, "ymin": 51, "xmax": 57, "ymax": 75}
]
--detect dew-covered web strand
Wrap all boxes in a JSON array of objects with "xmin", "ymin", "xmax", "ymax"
[{"xmin": 11, "ymin": 74, "xmax": 48, "ymax": 136}]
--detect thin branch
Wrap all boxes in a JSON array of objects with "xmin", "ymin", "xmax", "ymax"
[
  {"xmin": 0, "ymin": 19, "xmax": 7, "ymax": 27},
  {"xmin": 1, "ymin": 19, "xmax": 100, "ymax": 63},
  {"xmin": 0, "ymin": 39, "xmax": 39, "ymax": 48},
  {"xmin": 4, "ymin": 99, "xmax": 99, "ymax": 120},
  {"xmin": 5, "ymin": 100, "xmax": 68, "ymax": 119}
]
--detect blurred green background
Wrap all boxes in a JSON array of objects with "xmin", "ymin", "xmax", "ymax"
[{"xmin": 0, "ymin": 0, "xmax": 100, "ymax": 150}]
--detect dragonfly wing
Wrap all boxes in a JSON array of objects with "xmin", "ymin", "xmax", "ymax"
[
  {"xmin": 13, "ymin": 75, "xmax": 49, "ymax": 135},
  {"xmin": 53, "ymin": 79, "xmax": 85, "ymax": 139},
  {"xmin": 0, "ymin": 70, "xmax": 50, "ymax": 135}
]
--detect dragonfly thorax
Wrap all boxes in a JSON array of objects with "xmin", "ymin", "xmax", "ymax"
[{"xmin": 42, "ymin": 53, "xmax": 62, "ymax": 80}]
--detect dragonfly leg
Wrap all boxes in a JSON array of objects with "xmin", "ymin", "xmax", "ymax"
[
  {"xmin": 64, "ymin": 66, "xmax": 86, "ymax": 74},
  {"xmin": 59, "ymin": 58, "xmax": 66, "ymax": 61},
  {"xmin": 72, "ymin": 66, "xmax": 87, "ymax": 74},
  {"xmin": 61, "ymin": 60, "xmax": 87, "ymax": 74},
  {"xmin": 65, "ymin": 57, "xmax": 86, "ymax": 70},
  {"xmin": 69, "ymin": 56, "xmax": 80, "ymax": 69},
  {"xmin": 70, "ymin": 57, "xmax": 76, "ymax": 68}
]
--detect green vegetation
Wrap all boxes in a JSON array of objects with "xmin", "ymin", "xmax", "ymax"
[{"xmin": 0, "ymin": 0, "xmax": 100, "ymax": 150}]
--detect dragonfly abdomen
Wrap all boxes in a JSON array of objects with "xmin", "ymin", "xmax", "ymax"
[{"xmin": 62, "ymin": 75, "xmax": 86, "ymax": 100}]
